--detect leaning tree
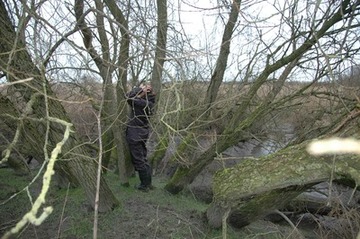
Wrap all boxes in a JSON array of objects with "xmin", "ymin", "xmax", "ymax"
[
  {"xmin": 0, "ymin": 0, "xmax": 119, "ymax": 213},
  {"xmin": 163, "ymin": 0, "xmax": 360, "ymax": 194}
]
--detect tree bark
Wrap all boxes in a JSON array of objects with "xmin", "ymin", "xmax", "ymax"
[
  {"xmin": 151, "ymin": 0, "xmax": 167, "ymax": 97},
  {"xmin": 203, "ymin": 0, "xmax": 241, "ymax": 115},
  {"xmin": 0, "ymin": 96, "xmax": 31, "ymax": 175},
  {"xmin": 106, "ymin": 0, "xmax": 133, "ymax": 185},
  {"xmin": 206, "ymin": 140, "xmax": 360, "ymax": 228},
  {"xmin": 0, "ymin": 0, "xmax": 119, "ymax": 212}
]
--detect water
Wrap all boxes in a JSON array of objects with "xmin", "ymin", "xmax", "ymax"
[{"xmin": 223, "ymin": 123, "xmax": 296, "ymax": 158}]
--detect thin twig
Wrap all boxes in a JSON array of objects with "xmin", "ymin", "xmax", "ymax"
[
  {"xmin": 222, "ymin": 208, "xmax": 231, "ymax": 239},
  {"xmin": 274, "ymin": 210, "xmax": 304, "ymax": 239},
  {"xmin": 0, "ymin": 78, "xmax": 33, "ymax": 88},
  {"xmin": 57, "ymin": 183, "xmax": 71, "ymax": 239}
]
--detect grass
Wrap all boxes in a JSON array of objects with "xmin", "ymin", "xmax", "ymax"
[
  {"xmin": 1, "ymin": 167, "xmax": 225, "ymax": 238},
  {"xmin": 0, "ymin": 166, "xmax": 329, "ymax": 239}
]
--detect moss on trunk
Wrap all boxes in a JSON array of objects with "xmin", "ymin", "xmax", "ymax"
[
  {"xmin": 207, "ymin": 141, "xmax": 360, "ymax": 228},
  {"xmin": 149, "ymin": 134, "xmax": 169, "ymax": 171},
  {"xmin": 0, "ymin": 2, "xmax": 119, "ymax": 212}
]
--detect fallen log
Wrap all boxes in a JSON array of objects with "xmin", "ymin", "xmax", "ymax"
[{"xmin": 206, "ymin": 140, "xmax": 360, "ymax": 228}]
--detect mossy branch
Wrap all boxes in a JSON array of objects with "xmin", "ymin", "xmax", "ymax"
[{"xmin": 2, "ymin": 118, "xmax": 73, "ymax": 239}]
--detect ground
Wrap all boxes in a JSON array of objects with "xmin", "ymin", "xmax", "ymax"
[{"xmin": 0, "ymin": 166, "xmax": 331, "ymax": 239}]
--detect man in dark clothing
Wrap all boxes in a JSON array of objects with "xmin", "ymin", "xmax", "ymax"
[{"xmin": 125, "ymin": 84, "xmax": 155, "ymax": 192}]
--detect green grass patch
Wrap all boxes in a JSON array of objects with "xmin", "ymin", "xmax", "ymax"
[{"xmin": 1, "ymin": 168, "xmax": 305, "ymax": 239}]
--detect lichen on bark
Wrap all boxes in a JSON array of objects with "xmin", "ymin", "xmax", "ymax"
[{"xmin": 208, "ymin": 140, "xmax": 360, "ymax": 228}]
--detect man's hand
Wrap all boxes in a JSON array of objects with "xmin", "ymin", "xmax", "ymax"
[
  {"xmin": 137, "ymin": 84, "xmax": 153, "ymax": 98},
  {"xmin": 142, "ymin": 85, "xmax": 152, "ymax": 93}
]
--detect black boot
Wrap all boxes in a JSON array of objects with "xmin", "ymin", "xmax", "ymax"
[
  {"xmin": 136, "ymin": 170, "xmax": 150, "ymax": 192},
  {"xmin": 145, "ymin": 165, "xmax": 155, "ymax": 190}
]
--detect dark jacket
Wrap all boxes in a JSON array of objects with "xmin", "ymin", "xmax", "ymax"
[{"xmin": 125, "ymin": 87, "xmax": 156, "ymax": 142}]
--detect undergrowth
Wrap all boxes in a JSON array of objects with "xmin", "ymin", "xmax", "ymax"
[{"xmin": 2, "ymin": 166, "xmax": 357, "ymax": 239}]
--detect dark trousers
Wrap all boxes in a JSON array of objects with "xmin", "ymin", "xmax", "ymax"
[
  {"xmin": 126, "ymin": 127, "xmax": 152, "ymax": 186},
  {"xmin": 127, "ymin": 141, "xmax": 150, "ymax": 172}
]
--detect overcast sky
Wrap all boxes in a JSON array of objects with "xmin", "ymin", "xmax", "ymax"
[{"xmin": 9, "ymin": 0, "xmax": 358, "ymax": 84}]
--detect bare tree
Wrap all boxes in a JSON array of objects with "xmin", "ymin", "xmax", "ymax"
[
  {"xmin": 0, "ymin": 0, "xmax": 119, "ymax": 214},
  {"xmin": 203, "ymin": 0, "xmax": 241, "ymax": 115},
  {"xmin": 150, "ymin": 0, "xmax": 167, "ymax": 96},
  {"xmin": 74, "ymin": 0, "xmax": 132, "ymax": 186},
  {"xmin": 164, "ymin": 0, "xmax": 360, "ymax": 194}
]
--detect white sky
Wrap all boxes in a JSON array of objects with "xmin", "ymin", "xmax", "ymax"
[{"xmin": 171, "ymin": 0, "xmax": 360, "ymax": 82}]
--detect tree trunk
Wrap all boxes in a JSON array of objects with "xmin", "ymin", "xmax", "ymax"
[
  {"xmin": 149, "ymin": 133, "xmax": 169, "ymax": 173},
  {"xmin": 203, "ymin": 0, "xmax": 241, "ymax": 116},
  {"xmin": 0, "ymin": 0, "xmax": 119, "ymax": 212},
  {"xmin": 206, "ymin": 140, "xmax": 360, "ymax": 228},
  {"xmin": 151, "ymin": 0, "xmax": 167, "ymax": 97},
  {"xmin": 0, "ymin": 93, "xmax": 36, "ymax": 176},
  {"xmin": 103, "ymin": 0, "xmax": 133, "ymax": 185}
]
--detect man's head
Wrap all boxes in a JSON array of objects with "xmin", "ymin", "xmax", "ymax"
[{"xmin": 140, "ymin": 83, "xmax": 154, "ymax": 95}]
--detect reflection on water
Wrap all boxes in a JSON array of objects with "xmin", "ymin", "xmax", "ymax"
[{"xmin": 223, "ymin": 123, "xmax": 296, "ymax": 158}]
